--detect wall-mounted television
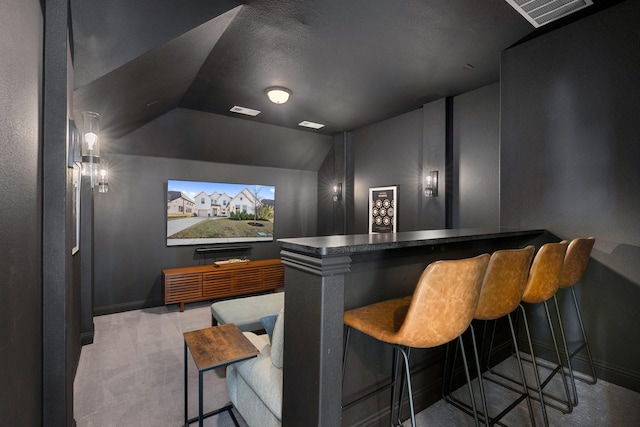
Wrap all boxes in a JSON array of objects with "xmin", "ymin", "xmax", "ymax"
[{"xmin": 167, "ymin": 179, "xmax": 275, "ymax": 246}]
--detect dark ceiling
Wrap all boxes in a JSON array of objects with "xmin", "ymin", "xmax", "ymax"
[{"xmin": 70, "ymin": 0, "xmax": 616, "ymax": 168}]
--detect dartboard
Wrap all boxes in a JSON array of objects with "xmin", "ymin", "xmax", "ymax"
[{"xmin": 370, "ymin": 189, "xmax": 396, "ymax": 233}]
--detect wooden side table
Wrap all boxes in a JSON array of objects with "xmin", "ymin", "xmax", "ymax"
[{"xmin": 183, "ymin": 323, "xmax": 259, "ymax": 426}]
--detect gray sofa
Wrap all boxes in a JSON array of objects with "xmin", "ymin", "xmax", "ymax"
[{"xmin": 226, "ymin": 308, "xmax": 284, "ymax": 427}]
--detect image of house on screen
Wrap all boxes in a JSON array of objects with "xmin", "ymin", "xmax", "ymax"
[
  {"xmin": 167, "ymin": 191, "xmax": 195, "ymax": 215},
  {"xmin": 192, "ymin": 188, "xmax": 261, "ymax": 217}
]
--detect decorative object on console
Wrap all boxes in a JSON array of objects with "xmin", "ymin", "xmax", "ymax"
[
  {"xmin": 213, "ymin": 258, "xmax": 250, "ymax": 267},
  {"xmin": 369, "ymin": 186, "xmax": 397, "ymax": 234}
]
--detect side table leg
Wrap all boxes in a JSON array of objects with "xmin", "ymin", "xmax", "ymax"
[
  {"xmin": 184, "ymin": 341, "xmax": 188, "ymax": 426},
  {"xmin": 199, "ymin": 371, "xmax": 204, "ymax": 427}
]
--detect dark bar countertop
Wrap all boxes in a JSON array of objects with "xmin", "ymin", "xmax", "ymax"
[
  {"xmin": 278, "ymin": 227, "xmax": 544, "ymax": 257},
  {"xmin": 277, "ymin": 227, "xmax": 546, "ymax": 426}
]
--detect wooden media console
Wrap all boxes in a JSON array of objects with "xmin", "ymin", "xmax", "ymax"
[{"xmin": 162, "ymin": 258, "xmax": 284, "ymax": 312}]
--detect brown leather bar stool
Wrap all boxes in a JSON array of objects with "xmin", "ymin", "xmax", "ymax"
[
  {"xmin": 552, "ymin": 237, "xmax": 597, "ymax": 406},
  {"xmin": 342, "ymin": 254, "xmax": 490, "ymax": 427},
  {"xmin": 443, "ymin": 246, "xmax": 537, "ymax": 426},
  {"xmin": 488, "ymin": 241, "xmax": 572, "ymax": 424}
]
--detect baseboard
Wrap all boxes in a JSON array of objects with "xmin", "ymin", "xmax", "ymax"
[
  {"xmin": 527, "ymin": 337, "xmax": 640, "ymax": 393},
  {"xmin": 93, "ymin": 299, "xmax": 164, "ymax": 316},
  {"xmin": 80, "ymin": 330, "xmax": 94, "ymax": 346}
]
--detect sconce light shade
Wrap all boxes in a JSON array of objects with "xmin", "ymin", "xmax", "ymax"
[
  {"xmin": 425, "ymin": 170, "xmax": 438, "ymax": 197},
  {"xmin": 266, "ymin": 87, "xmax": 291, "ymax": 104},
  {"xmin": 333, "ymin": 183, "xmax": 342, "ymax": 202},
  {"xmin": 81, "ymin": 111, "xmax": 100, "ymax": 182},
  {"xmin": 81, "ymin": 111, "xmax": 100, "ymax": 161},
  {"xmin": 97, "ymin": 167, "xmax": 109, "ymax": 193}
]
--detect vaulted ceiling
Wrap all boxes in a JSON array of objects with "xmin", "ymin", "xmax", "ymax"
[{"xmin": 70, "ymin": 0, "xmax": 617, "ymax": 169}]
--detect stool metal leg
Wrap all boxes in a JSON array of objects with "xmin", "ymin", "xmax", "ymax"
[
  {"xmin": 507, "ymin": 313, "xmax": 536, "ymax": 426},
  {"xmin": 484, "ymin": 305, "xmax": 549, "ymax": 426},
  {"xmin": 342, "ymin": 326, "xmax": 402, "ymax": 424},
  {"xmin": 396, "ymin": 346, "xmax": 416, "ymax": 427},
  {"xmin": 391, "ymin": 347, "xmax": 402, "ymax": 426},
  {"xmin": 342, "ymin": 326, "xmax": 351, "ymax": 388},
  {"xmin": 552, "ymin": 294, "xmax": 578, "ymax": 406},
  {"xmin": 569, "ymin": 287, "xmax": 597, "ymax": 384},
  {"xmin": 519, "ymin": 304, "xmax": 550, "ymax": 426},
  {"xmin": 541, "ymin": 300, "xmax": 573, "ymax": 413},
  {"xmin": 458, "ymin": 336, "xmax": 481, "ymax": 427},
  {"xmin": 469, "ymin": 324, "xmax": 490, "ymax": 426}
]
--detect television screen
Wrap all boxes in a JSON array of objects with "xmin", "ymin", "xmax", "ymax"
[{"xmin": 167, "ymin": 179, "xmax": 275, "ymax": 246}]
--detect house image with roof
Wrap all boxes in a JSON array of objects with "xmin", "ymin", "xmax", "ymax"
[
  {"xmin": 193, "ymin": 188, "xmax": 261, "ymax": 217},
  {"xmin": 167, "ymin": 191, "xmax": 195, "ymax": 215}
]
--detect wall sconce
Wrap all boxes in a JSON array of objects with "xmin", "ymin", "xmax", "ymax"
[
  {"xmin": 333, "ymin": 183, "xmax": 342, "ymax": 202},
  {"xmin": 425, "ymin": 171, "xmax": 438, "ymax": 197},
  {"xmin": 80, "ymin": 111, "xmax": 100, "ymax": 185},
  {"xmin": 97, "ymin": 167, "xmax": 109, "ymax": 193}
]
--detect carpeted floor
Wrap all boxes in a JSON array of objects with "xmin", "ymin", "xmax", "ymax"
[{"xmin": 74, "ymin": 302, "xmax": 640, "ymax": 426}]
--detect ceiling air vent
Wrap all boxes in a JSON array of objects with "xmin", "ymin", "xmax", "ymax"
[{"xmin": 504, "ymin": 0, "xmax": 593, "ymax": 27}]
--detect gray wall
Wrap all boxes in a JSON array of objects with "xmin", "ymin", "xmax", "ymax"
[
  {"xmin": 501, "ymin": 0, "xmax": 640, "ymax": 390},
  {"xmin": 318, "ymin": 90, "xmax": 501, "ymax": 235},
  {"xmin": 317, "ymin": 133, "xmax": 349, "ymax": 236},
  {"xmin": 93, "ymin": 153, "xmax": 318, "ymax": 313},
  {"xmin": 422, "ymin": 98, "xmax": 447, "ymax": 229},
  {"xmin": 351, "ymin": 108, "xmax": 427, "ymax": 233},
  {"xmin": 0, "ymin": 1, "xmax": 43, "ymax": 424},
  {"xmin": 453, "ymin": 83, "xmax": 500, "ymax": 228},
  {"xmin": 42, "ymin": 0, "xmax": 80, "ymax": 424}
]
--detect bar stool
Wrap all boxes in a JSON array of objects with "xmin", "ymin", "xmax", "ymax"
[
  {"xmin": 443, "ymin": 246, "xmax": 536, "ymax": 426},
  {"xmin": 553, "ymin": 237, "xmax": 597, "ymax": 406},
  {"xmin": 489, "ymin": 241, "xmax": 571, "ymax": 424},
  {"xmin": 342, "ymin": 254, "xmax": 490, "ymax": 427}
]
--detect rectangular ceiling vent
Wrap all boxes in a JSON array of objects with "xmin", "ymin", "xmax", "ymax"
[
  {"xmin": 230, "ymin": 106, "xmax": 261, "ymax": 116},
  {"xmin": 504, "ymin": 0, "xmax": 593, "ymax": 27}
]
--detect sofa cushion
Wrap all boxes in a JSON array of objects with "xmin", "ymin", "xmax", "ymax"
[
  {"xmin": 270, "ymin": 308, "xmax": 285, "ymax": 369},
  {"xmin": 211, "ymin": 292, "xmax": 285, "ymax": 332},
  {"xmin": 260, "ymin": 314, "xmax": 278, "ymax": 342},
  {"xmin": 234, "ymin": 346, "xmax": 283, "ymax": 420}
]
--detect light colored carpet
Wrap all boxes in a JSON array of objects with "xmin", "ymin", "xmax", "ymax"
[
  {"xmin": 74, "ymin": 302, "xmax": 640, "ymax": 426},
  {"xmin": 74, "ymin": 301, "xmax": 246, "ymax": 427}
]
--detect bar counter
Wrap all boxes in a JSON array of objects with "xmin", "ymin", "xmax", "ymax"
[{"xmin": 278, "ymin": 227, "xmax": 545, "ymax": 426}]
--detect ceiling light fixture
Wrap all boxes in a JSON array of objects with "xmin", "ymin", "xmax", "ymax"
[{"xmin": 265, "ymin": 87, "xmax": 291, "ymax": 104}]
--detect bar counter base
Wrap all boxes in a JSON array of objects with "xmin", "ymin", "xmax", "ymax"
[{"xmin": 279, "ymin": 228, "xmax": 546, "ymax": 426}]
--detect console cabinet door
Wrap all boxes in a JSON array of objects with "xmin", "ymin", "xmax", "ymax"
[
  {"xmin": 164, "ymin": 273, "xmax": 202, "ymax": 304},
  {"xmin": 262, "ymin": 265, "xmax": 284, "ymax": 290},
  {"xmin": 203, "ymin": 272, "xmax": 234, "ymax": 299},
  {"xmin": 234, "ymin": 267, "xmax": 262, "ymax": 293}
]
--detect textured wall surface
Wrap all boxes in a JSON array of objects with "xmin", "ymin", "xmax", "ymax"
[
  {"xmin": 0, "ymin": 0, "xmax": 43, "ymax": 424},
  {"xmin": 93, "ymin": 153, "xmax": 318, "ymax": 313},
  {"xmin": 501, "ymin": 1, "xmax": 640, "ymax": 390}
]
